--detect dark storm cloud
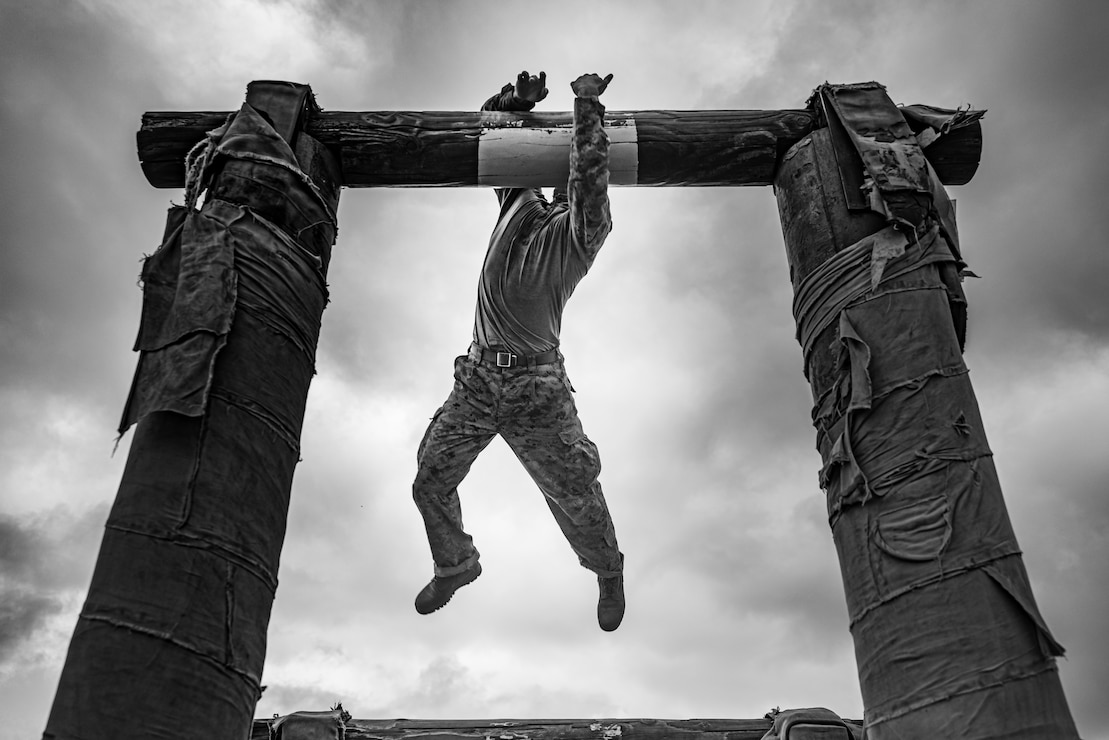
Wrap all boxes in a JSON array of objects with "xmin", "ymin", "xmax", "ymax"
[
  {"xmin": 691, "ymin": 494, "xmax": 849, "ymax": 649},
  {"xmin": 0, "ymin": 506, "xmax": 107, "ymax": 661},
  {"xmin": 0, "ymin": 591, "xmax": 63, "ymax": 663},
  {"xmin": 649, "ymin": 189, "xmax": 815, "ymax": 444},
  {"xmin": 0, "ymin": 1, "xmax": 168, "ymax": 411},
  {"xmin": 0, "ymin": 518, "xmax": 42, "ymax": 609},
  {"xmin": 987, "ymin": 397, "xmax": 1109, "ymax": 740},
  {"xmin": 0, "ymin": 506, "xmax": 107, "ymax": 591},
  {"xmin": 948, "ymin": 2, "xmax": 1109, "ymax": 358}
]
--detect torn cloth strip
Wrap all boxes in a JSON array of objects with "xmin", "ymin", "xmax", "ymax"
[
  {"xmin": 817, "ymin": 82, "xmax": 932, "ymax": 197},
  {"xmin": 900, "ymin": 103, "xmax": 987, "ymax": 138},
  {"xmin": 813, "ymin": 274, "xmax": 973, "ymax": 513},
  {"xmin": 817, "ymin": 82, "xmax": 968, "ymax": 273},
  {"xmin": 118, "ymin": 204, "xmax": 236, "ymax": 430}
]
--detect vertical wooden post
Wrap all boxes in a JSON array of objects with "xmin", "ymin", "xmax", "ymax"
[
  {"xmin": 774, "ymin": 120, "xmax": 1079, "ymax": 737},
  {"xmin": 44, "ymin": 82, "xmax": 340, "ymax": 740}
]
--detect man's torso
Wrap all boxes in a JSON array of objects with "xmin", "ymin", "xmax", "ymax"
[{"xmin": 473, "ymin": 189, "xmax": 592, "ymax": 355}]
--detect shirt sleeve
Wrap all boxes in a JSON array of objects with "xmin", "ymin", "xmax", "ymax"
[
  {"xmin": 482, "ymin": 84, "xmax": 536, "ymax": 209},
  {"xmin": 567, "ymin": 95, "xmax": 612, "ymax": 261}
]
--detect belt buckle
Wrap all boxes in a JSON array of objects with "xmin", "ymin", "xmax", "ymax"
[{"xmin": 495, "ymin": 351, "xmax": 516, "ymax": 368}]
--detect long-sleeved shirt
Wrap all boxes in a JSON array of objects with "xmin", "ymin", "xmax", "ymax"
[{"xmin": 472, "ymin": 83, "xmax": 612, "ymax": 356}]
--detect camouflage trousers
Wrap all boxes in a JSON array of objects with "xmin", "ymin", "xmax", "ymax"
[{"xmin": 413, "ymin": 348, "xmax": 623, "ymax": 578}]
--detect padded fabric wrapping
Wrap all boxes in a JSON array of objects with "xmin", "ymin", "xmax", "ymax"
[
  {"xmin": 47, "ymin": 94, "xmax": 337, "ymax": 740},
  {"xmin": 781, "ymin": 84, "xmax": 1078, "ymax": 738},
  {"xmin": 796, "ymin": 234, "xmax": 1074, "ymax": 736},
  {"xmin": 120, "ymin": 102, "xmax": 330, "ymax": 440}
]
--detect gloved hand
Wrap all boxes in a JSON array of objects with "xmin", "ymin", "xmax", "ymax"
[
  {"xmin": 571, "ymin": 73, "xmax": 613, "ymax": 98},
  {"xmin": 514, "ymin": 70, "xmax": 548, "ymax": 103}
]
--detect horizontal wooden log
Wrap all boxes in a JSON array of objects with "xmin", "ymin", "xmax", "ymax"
[
  {"xmin": 138, "ymin": 108, "xmax": 981, "ymax": 190},
  {"xmin": 249, "ymin": 716, "xmax": 862, "ymax": 740}
]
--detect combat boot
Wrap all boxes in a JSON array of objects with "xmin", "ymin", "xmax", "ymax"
[
  {"xmin": 597, "ymin": 573, "xmax": 624, "ymax": 631},
  {"xmin": 415, "ymin": 562, "xmax": 482, "ymax": 614}
]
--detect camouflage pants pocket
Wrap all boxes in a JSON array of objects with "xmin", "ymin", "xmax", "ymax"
[{"xmin": 556, "ymin": 424, "xmax": 602, "ymax": 486}]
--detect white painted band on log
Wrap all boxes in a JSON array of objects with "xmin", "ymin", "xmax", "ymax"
[{"xmin": 476, "ymin": 120, "xmax": 639, "ymax": 187}]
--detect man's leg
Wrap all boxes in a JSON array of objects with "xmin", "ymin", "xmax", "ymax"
[
  {"xmin": 500, "ymin": 367, "xmax": 623, "ymax": 576},
  {"xmin": 413, "ymin": 357, "xmax": 496, "ymax": 587},
  {"xmin": 501, "ymin": 367, "xmax": 624, "ymax": 629}
]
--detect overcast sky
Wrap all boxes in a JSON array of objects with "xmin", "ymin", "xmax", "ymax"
[{"xmin": 2, "ymin": 0, "xmax": 1108, "ymax": 738}]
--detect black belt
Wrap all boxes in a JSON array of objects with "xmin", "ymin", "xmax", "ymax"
[{"xmin": 470, "ymin": 344, "xmax": 560, "ymax": 368}]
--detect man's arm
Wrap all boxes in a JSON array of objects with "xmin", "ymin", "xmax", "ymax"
[
  {"xmin": 482, "ymin": 71, "xmax": 548, "ymax": 207},
  {"xmin": 481, "ymin": 70, "xmax": 547, "ymax": 113},
  {"xmin": 567, "ymin": 73, "xmax": 613, "ymax": 260}
]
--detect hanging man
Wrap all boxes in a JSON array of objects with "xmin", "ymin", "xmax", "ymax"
[{"xmin": 411, "ymin": 70, "xmax": 625, "ymax": 631}]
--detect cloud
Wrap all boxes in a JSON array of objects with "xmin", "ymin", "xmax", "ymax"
[
  {"xmin": 950, "ymin": 3, "xmax": 1109, "ymax": 352},
  {"xmin": 257, "ymin": 651, "xmax": 627, "ymax": 720},
  {"xmin": 0, "ymin": 590, "xmax": 64, "ymax": 665},
  {"xmin": 0, "ymin": 505, "xmax": 107, "ymax": 668},
  {"xmin": 317, "ymin": 190, "xmax": 490, "ymax": 393},
  {"xmin": 3, "ymin": 0, "xmax": 1108, "ymax": 737},
  {"xmin": 0, "ymin": 514, "xmax": 60, "ymax": 666},
  {"xmin": 0, "ymin": 1, "xmax": 164, "ymax": 411}
]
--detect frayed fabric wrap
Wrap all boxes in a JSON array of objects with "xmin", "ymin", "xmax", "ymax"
[
  {"xmin": 817, "ymin": 82, "xmax": 932, "ymax": 199},
  {"xmin": 791, "ymin": 224, "xmax": 955, "ymax": 380},
  {"xmin": 119, "ymin": 102, "xmax": 331, "ymax": 442},
  {"xmin": 47, "ymin": 87, "xmax": 338, "ymax": 740},
  {"xmin": 813, "ymin": 82, "xmax": 971, "ymax": 349},
  {"xmin": 119, "ymin": 205, "xmax": 236, "ymax": 426},
  {"xmin": 810, "ymin": 255, "xmax": 1067, "ymax": 727},
  {"xmin": 776, "ymin": 94, "xmax": 1078, "ymax": 737}
]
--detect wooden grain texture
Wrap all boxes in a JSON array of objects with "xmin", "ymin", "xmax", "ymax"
[
  {"xmin": 250, "ymin": 716, "xmax": 799, "ymax": 740},
  {"xmin": 137, "ymin": 109, "xmax": 982, "ymax": 189}
]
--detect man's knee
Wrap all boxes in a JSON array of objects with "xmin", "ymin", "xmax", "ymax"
[
  {"xmin": 413, "ymin": 466, "xmax": 445, "ymax": 503},
  {"xmin": 555, "ymin": 483, "xmax": 609, "ymax": 522}
]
